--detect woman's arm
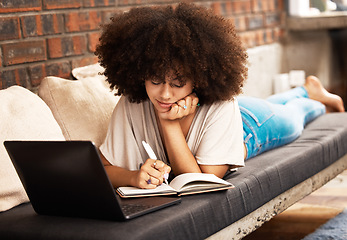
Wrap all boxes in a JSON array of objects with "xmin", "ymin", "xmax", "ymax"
[
  {"xmin": 158, "ymin": 119, "xmax": 230, "ymax": 178},
  {"xmin": 157, "ymin": 94, "xmax": 230, "ymax": 178},
  {"xmin": 158, "ymin": 118, "xmax": 201, "ymax": 174}
]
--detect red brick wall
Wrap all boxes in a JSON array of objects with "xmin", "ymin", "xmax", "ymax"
[{"xmin": 0, "ymin": 0, "xmax": 285, "ymax": 90}]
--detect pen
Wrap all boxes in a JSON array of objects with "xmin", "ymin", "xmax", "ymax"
[{"xmin": 141, "ymin": 141, "xmax": 169, "ymax": 185}]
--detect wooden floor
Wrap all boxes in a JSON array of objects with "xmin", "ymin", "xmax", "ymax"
[{"xmin": 244, "ymin": 170, "xmax": 347, "ymax": 240}]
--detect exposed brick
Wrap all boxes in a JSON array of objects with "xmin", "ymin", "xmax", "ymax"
[
  {"xmin": 45, "ymin": 61, "xmax": 72, "ymax": 79},
  {"xmin": 116, "ymin": 0, "xmax": 161, "ymax": 6},
  {"xmin": 231, "ymin": 16, "xmax": 247, "ymax": 31},
  {"xmin": 2, "ymin": 40, "xmax": 47, "ymax": 66},
  {"xmin": 47, "ymin": 35, "xmax": 87, "ymax": 58},
  {"xmin": 28, "ymin": 63, "xmax": 46, "ymax": 86},
  {"xmin": 265, "ymin": 28, "xmax": 274, "ymax": 44},
  {"xmin": 0, "ymin": 17, "xmax": 21, "ymax": 41},
  {"xmin": 251, "ymin": 0, "xmax": 262, "ymax": 13},
  {"xmin": 0, "ymin": 0, "xmax": 41, "ymax": 13},
  {"xmin": 22, "ymin": 14, "xmax": 64, "ymax": 37},
  {"xmin": 28, "ymin": 61, "xmax": 72, "ymax": 85},
  {"xmin": 232, "ymin": 0, "xmax": 252, "ymax": 14},
  {"xmin": 117, "ymin": 0, "xmax": 148, "ymax": 6},
  {"xmin": 211, "ymin": 2, "xmax": 222, "ymax": 16},
  {"xmin": 247, "ymin": 14, "xmax": 264, "ymax": 30},
  {"xmin": 21, "ymin": 15, "xmax": 39, "ymax": 37},
  {"xmin": 0, "ymin": 67, "xmax": 29, "ymax": 89},
  {"xmin": 102, "ymin": 9, "xmax": 126, "ymax": 23},
  {"xmin": 211, "ymin": 2, "xmax": 232, "ymax": 16},
  {"xmin": 71, "ymin": 55, "xmax": 98, "ymax": 69},
  {"xmin": 238, "ymin": 31, "xmax": 257, "ymax": 48},
  {"xmin": 268, "ymin": 0, "xmax": 276, "ymax": 12},
  {"xmin": 65, "ymin": 11, "xmax": 102, "ymax": 32},
  {"xmin": 0, "ymin": 0, "xmax": 286, "ymax": 91},
  {"xmin": 279, "ymin": 11, "xmax": 286, "ymax": 26},
  {"xmin": 276, "ymin": 0, "xmax": 284, "ymax": 11},
  {"xmin": 88, "ymin": 32, "xmax": 101, "ymax": 53},
  {"xmin": 255, "ymin": 29, "xmax": 265, "ymax": 45},
  {"xmin": 265, "ymin": 13, "xmax": 280, "ymax": 27},
  {"xmin": 47, "ymin": 38, "xmax": 62, "ymax": 58},
  {"xmin": 83, "ymin": 0, "xmax": 115, "ymax": 7},
  {"xmin": 43, "ymin": 14, "xmax": 65, "ymax": 35},
  {"xmin": 252, "ymin": 0, "xmax": 277, "ymax": 12},
  {"xmin": 71, "ymin": 35, "xmax": 87, "ymax": 55},
  {"xmin": 273, "ymin": 27, "xmax": 283, "ymax": 41},
  {"xmin": 43, "ymin": 0, "xmax": 82, "ymax": 10},
  {"xmin": 261, "ymin": 0, "xmax": 270, "ymax": 12}
]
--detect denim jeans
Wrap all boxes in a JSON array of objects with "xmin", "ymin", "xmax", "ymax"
[{"xmin": 238, "ymin": 87, "xmax": 326, "ymax": 160}]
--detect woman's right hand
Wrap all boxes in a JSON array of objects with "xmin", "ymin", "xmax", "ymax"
[
  {"xmin": 133, "ymin": 159, "xmax": 171, "ymax": 189},
  {"xmin": 157, "ymin": 93, "xmax": 199, "ymax": 121}
]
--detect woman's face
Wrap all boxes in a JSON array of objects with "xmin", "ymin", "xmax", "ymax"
[{"xmin": 145, "ymin": 69, "xmax": 194, "ymax": 113}]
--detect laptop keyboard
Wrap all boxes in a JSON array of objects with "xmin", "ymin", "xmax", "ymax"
[{"xmin": 121, "ymin": 203, "xmax": 155, "ymax": 215}]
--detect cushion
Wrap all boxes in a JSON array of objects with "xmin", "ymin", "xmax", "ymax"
[
  {"xmin": 38, "ymin": 73, "xmax": 119, "ymax": 147},
  {"xmin": 0, "ymin": 86, "xmax": 65, "ymax": 212},
  {"xmin": 71, "ymin": 63, "xmax": 106, "ymax": 81}
]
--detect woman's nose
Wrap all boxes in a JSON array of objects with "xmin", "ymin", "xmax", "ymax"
[{"xmin": 160, "ymin": 83, "xmax": 172, "ymax": 99}]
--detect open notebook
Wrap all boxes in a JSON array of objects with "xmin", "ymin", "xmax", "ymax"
[{"xmin": 117, "ymin": 172, "xmax": 234, "ymax": 198}]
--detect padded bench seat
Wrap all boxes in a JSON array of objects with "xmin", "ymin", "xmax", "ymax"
[{"xmin": 0, "ymin": 113, "xmax": 347, "ymax": 240}]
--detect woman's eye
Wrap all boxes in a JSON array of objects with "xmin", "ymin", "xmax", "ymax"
[
  {"xmin": 171, "ymin": 79, "xmax": 185, "ymax": 88},
  {"xmin": 172, "ymin": 83, "xmax": 184, "ymax": 88},
  {"xmin": 151, "ymin": 80, "xmax": 161, "ymax": 85}
]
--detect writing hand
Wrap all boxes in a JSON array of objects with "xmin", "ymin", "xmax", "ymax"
[{"xmin": 135, "ymin": 159, "xmax": 171, "ymax": 189}]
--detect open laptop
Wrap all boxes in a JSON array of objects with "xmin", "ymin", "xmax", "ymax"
[{"xmin": 4, "ymin": 140, "xmax": 181, "ymax": 221}]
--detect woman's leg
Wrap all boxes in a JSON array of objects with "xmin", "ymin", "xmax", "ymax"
[
  {"xmin": 266, "ymin": 86, "xmax": 308, "ymax": 105},
  {"xmin": 240, "ymin": 75, "xmax": 344, "ymax": 159},
  {"xmin": 267, "ymin": 75, "xmax": 345, "ymax": 112},
  {"xmin": 238, "ymin": 96, "xmax": 326, "ymax": 160}
]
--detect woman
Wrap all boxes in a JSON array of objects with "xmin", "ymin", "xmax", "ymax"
[{"xmin": 95, "ymin": 3, "xmax": 344, "ymax": 189}]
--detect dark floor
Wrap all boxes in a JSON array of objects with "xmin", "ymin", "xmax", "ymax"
[{"xmin": 244, "ymin": 170, "xmax": 347, "ymax": 240}]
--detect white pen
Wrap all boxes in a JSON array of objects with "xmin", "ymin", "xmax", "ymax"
[{"xmin": 142, "ymin": 141, "xmax": 169, "ymax": 185}]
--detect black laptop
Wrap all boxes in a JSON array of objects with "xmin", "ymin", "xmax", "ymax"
[{"xmin": 3, "ymin": 140, "xmax": 181, "ymax": 221}]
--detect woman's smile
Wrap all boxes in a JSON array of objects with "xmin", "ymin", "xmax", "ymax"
[{"xmin": 156, "ymin": 100, "xmax": 173, "ymax": 109}]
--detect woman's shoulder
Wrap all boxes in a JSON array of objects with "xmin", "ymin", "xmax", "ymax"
[
  {"xmin": 197, "ymin": 98, "xmax": 240, "ymax": 121},
  {"xmin": 112, "ymin": 96, "xmax": 153, "ymax": 121}
]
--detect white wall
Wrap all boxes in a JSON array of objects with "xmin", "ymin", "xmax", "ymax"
[
  {"xmin": 242, "ymin": 43, "xmax": 283, "ymax": 98},
  {"xmin": 242, "ymin": 30, "xmax": 333, "ymax": 99},
  {"xmin": 282, "ymin": 30, "xmax": 332, "ymax": 88}
]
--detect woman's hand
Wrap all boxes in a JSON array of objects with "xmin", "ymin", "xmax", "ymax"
[
  {"xmin": 158, "ymin": 93, "xmax": 199, "ymax": 121},
  {"xmin": 133, "ymin": 159, "xmax": 171, "ymax": 189}
]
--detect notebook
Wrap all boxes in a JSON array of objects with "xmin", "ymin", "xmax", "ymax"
[
  {"xmin": 3, "ymin": 140, "xmax": 181, "ymax": 221},
  {"xmin": 117, "ymin": 172, "xmax": 234, "ymax": 198}
]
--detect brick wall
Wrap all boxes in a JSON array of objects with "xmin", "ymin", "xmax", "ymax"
[{"xmin": 0, "ymin": 0, "xmax": 285, "ymax": 91}]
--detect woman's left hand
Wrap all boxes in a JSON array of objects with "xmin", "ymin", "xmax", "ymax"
[{"xmin": 158, "ymin": 93, "xmax": 199, "ymax": 121}]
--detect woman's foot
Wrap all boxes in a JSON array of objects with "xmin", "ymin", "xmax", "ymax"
[{"xmin": 304, "ymin": 76, "xmax": 345, "ymax": 113}]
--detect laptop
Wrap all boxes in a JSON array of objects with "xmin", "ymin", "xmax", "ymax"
[{"xmin": 4, "ymin": 140, "xmax": 181, "ymax": 221}]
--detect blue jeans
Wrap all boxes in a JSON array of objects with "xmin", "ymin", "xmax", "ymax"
[{"xmin": 238, "ymin": 87, "xmax": 326, "ymax": 160}]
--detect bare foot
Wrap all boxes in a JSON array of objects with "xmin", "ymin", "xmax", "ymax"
[{"xmin": 304, "ymin": 76, "xmax": 345, "ymax": 113}]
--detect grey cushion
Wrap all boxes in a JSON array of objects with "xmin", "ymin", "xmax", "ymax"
[{"xmin": 0, "ymin": 113, "xmax": 346, "ymax": 240}]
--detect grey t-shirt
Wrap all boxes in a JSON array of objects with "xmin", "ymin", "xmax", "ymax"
[{"xmin": 100, "ymin": 96, "xmax": 244, "ymax": 171}]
